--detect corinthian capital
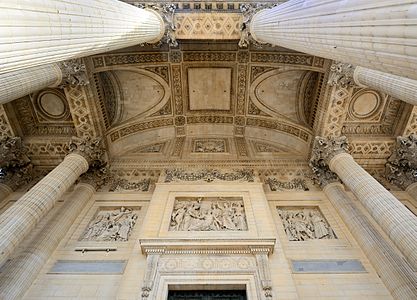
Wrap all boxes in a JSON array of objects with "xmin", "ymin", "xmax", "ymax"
[
  {"xmin": 140, "ymin": 4, "xmax": 177, "ymax": 47},
  {"xmin": 386, "ymin": 135, "xmax": 417, "ymax": 189},
  {"xmin": 328, "ymin": 61, "xmax": 356, "ymax": 88},
  {"xmin": 0, "ymin": 136, "xmax": 30, "ymax": 169},
  {"xmin": 239, "ymin": 4, "xmax": 276, "ymax": 48},
  {"xmin": 69, "ymin": 136, "xmax": 105, "ymax": 167},
  {"xmin": 310, "ymin": 136, "xmax": 349, "ymax": 167},
  {"xmin": 309, "ymin": 161, "xmax": 340, "ymax": 188},
  {"xmin": 79, "ymin": 164, "xmax": 109, "ymax": 190},
  {"xmin": 58, "ymin": 59, "xmax": 89, "ymax": 87}
]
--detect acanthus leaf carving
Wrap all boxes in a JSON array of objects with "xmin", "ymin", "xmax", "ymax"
[
  {"xmin": 310, "ymin": 136, "xmax": 349, "ymax": 166},
  {"xmin": 69, "ymin": 136, "xmax": 105, "ymax": 166}
]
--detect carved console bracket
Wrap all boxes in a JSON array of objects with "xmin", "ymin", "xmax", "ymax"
[
  {"xmin": 58, "ymin": 59, "xmax": 89, "ymax": 87},
  {"xmin": 386, "ymin": 134, "xmax": 417, "ymax": 189}
]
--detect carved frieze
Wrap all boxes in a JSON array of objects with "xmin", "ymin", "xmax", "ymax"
[
  {"xmin": 103, "ymin": 53, "xmax": 169, "ymax": 67},
  {"xmin": 164, "ymin": 169, "xmax": 255, "ymax": 183},
  {"xmin": 81, "ymin": 207, "xmax": 138, "ymax": 241},
  {"xmin": 109, "ymin": 178, "xmax": 151, "ymax": 192},
  {"xmin": 265, "ymin": 178, "xmax": 309, "ymax": 191},
  {"xmin": 277, "ymin": 207, "xmax": 337, "ymax": 241},
  {"xmin": 183, "ymin": 52, "xmax": 236, "ymax": 62},
  {"xmin": 170, "ymin": 197, "xmax": 247, "ymax": 231}
]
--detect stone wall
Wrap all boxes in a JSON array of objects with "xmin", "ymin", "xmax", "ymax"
[{"xmin": 2, "ymin": 181, "xmax": 415, "ymax": 299}]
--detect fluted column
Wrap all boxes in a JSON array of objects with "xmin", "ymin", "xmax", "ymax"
[
  {"xmin": 249, "ymin": 1, "xmax": 417, "ymax": 81},
  {"xmin": 0, "ymin": 166, "xmax": 106, "ymax": 300},
  {"xmin": 0, "ymin": 137, "xmax": 104, "ymax": 267},
  {"xmin": 0, "ymin": 0, "xmax": 165, "ymax": 74},
  {"xmin": 309, "ymin": 164, "xmax": 417, "ymax": 299},
  {"xmin": 311, "ymin": 136, "xmax": 417, "ymax": 270},
  {"xmin": 0, "ymin": 59, "xmax": 89, "ymax": 105},
  {"xmin": 0, "ymin": 184, "xmax": 12, "ymax": 209},
  {"xmin": 386, "ymin": 135, "xmax": 417, "ymax": 202},
  {"xmin": 328, "ymin": 62, "xmax": 417, "ymax": 106}
]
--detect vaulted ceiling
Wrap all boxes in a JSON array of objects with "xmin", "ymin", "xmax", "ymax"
[{"xmin": 4, "ymin": 40, "xmax": 415, "ymax": 170}]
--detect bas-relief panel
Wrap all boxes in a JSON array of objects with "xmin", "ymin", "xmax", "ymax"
[
  {"xmin": 192, "ymin": 138, "xmax": 227, "ymax": 153},
  {"xmin": 81, "ymin": 207, "xmax": 139, "ymax": 241},
  {"xmin": 277, "ymin": 207, "xmax": 336, "ymax": 241},
  {"xmin": 169, "ymin": 197, "xmax": 248, "ymax": 231}
]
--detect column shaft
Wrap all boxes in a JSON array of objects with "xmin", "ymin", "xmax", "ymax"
[
  {"xmin": 0, "ymin": 183, "xmax": 95, "ymax": 300},
  {"xmin": 329, "ymin": 153, "xmax": 417, "ymax": 270},
  {"xmin": 250, "ymin": 0, "xmax": 417, "ymax": 80},
  {"xmin": 324, "ymin": 183, "xmax": 417, "ymax": 299},
  {"xmin": 0, "ymin": 64, "xmax": 62, "ymax": 104},
  {"xmin": 406, "ymin": 183, "xmax": 417, "ymax": 203},
  {"xmin": 0, "ymin": 0, "xmax": 164, "ymax": 74},
  {"xmin": 0, "ymin": 184, "xmax": 13, "ymax": 210},
  {"xmin": 0, "ymin": 153, "xmax": 89, "ymax": 267},
  {"xmin": 354, "ymin": 67, "xmax": 417, "ymax": 106}
]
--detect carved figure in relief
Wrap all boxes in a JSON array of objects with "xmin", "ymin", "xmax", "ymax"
[
  {"xmin": 277, "ymin": 207, "xmax": 336, "ymax": 241},
  {"xmin": 169, "ymin": 197, "xmax": 248, "ymax": 231},
  {"xmin": 81, "ymin": 207, "xmax": 137, "ymax": 241}
]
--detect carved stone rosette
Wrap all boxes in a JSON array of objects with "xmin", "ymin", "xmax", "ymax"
[
  {"xmin": 58, "ymin": 59, "xmax": 89, "ymax": 87},
  {"xmin": 386, "ymin": 134, "xmax": 417, "ymax": 189},
  {"xmin": 68, "ymin": 136, "xmax": 105, "ymax": 167},
  {"xmin": 328, "ymin": 61, "xmax": 356, "ymax": 88}
]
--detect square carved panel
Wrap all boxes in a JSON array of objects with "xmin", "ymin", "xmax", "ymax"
[{"xmin": 187, "ymin": 67, "xmax": 232, "ymax": 111}]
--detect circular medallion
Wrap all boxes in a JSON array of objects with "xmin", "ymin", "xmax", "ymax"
[
  {"xmin": 349, "ymin": 90, "xmax": 381, "ymax": 120},
  {"xmin": 35, "ymin": 89, "xmax": 69, "ymax": 120}
]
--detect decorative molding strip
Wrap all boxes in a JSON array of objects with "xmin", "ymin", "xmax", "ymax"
[
  {"xmin": 250, "ymin": 53, "xmax": 314, "ymax": 66},
  {"xmin": 109, "ymin": 118, "xmax": 174, "ymax": 142},
  {"xmin": 183, "ymin": 51, "xmax": 236, "ymax": 62},
  {"xmin": 246, "ymin": 117, "xmax": 310, "ymax": 142},
  {"xmin": 187, "ymin": 115, "xmax": 234, "ymax": 124}
]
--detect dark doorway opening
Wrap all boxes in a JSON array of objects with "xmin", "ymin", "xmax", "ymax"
[{"xmin": 167, "ymin": 290, "xmax": 247, "ymax": 300}]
